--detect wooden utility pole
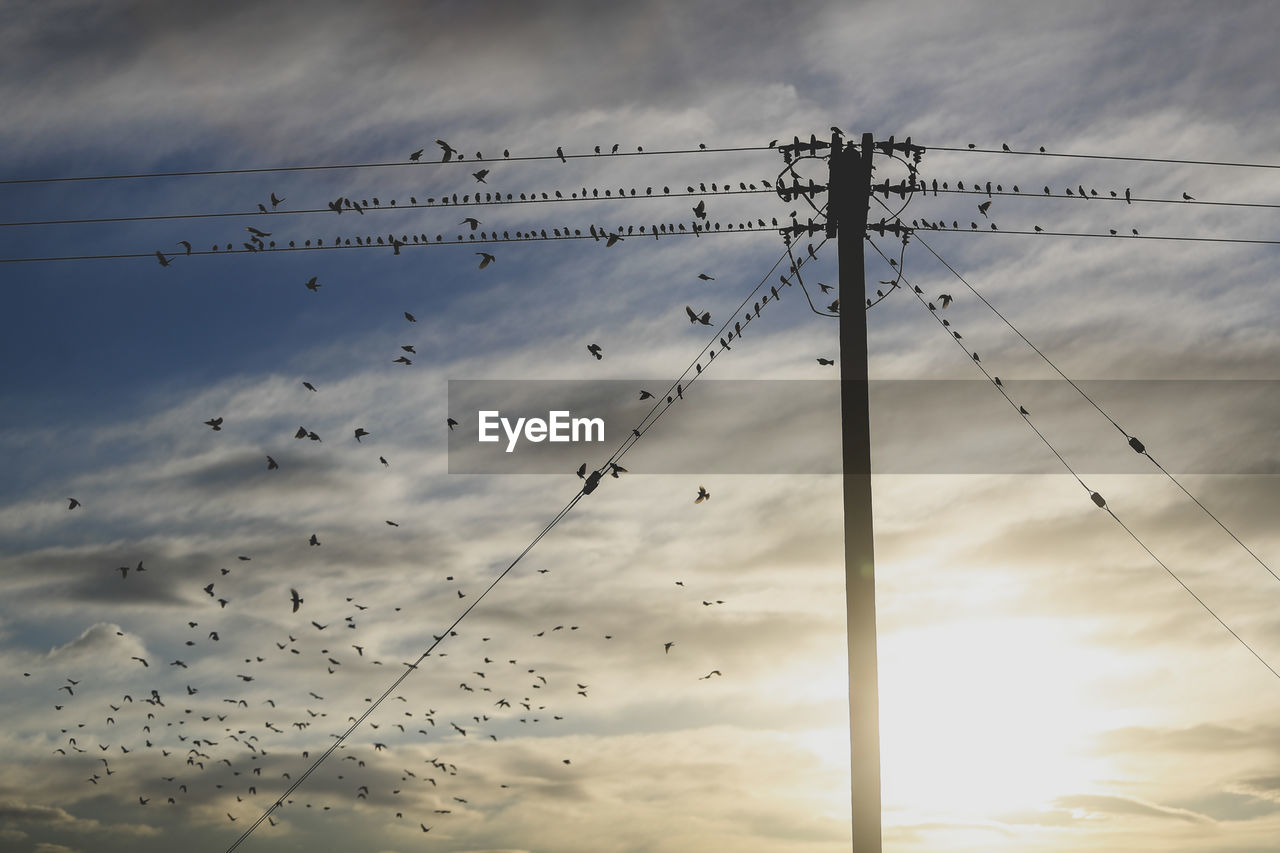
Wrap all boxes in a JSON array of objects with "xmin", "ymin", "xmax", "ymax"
[{"xmin": 830, "ymin": 131, "xmax": 881, "ymax": 852}]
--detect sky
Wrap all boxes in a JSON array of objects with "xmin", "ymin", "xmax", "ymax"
[{"xmin": 3, "ymin": 1, "xmax": 1280, "ymax": 851}]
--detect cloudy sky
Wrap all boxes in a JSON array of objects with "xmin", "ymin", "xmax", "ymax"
[{"xmin": 3, "ymin": 2, "xmax": 1280, "ymax": 851}]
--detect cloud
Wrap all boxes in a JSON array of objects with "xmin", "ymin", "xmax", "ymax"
[{"xmin": 1052, "ymin": 793, "xmax": 1213, "ymax": 824}]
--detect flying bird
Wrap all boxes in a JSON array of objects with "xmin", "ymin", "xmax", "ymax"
[
  {"xmin": 938, "ymin": 293, "xmax": 953, "ymax": 308},
  {"xmin": 155, "ymin": 250, "xmax": 170, "ymax": 267},
  {"xmin": 638, "ymin": 390, "xmax": 654, "ymax": 399},
  {"xmin": 409, "ymin": 148, "xmax": 424, "ymax": 161},
  {"xmin": 204, "ymin": 417, "xmax": 223, "ymax": 431},
  {"xmin": 697, "ymin": 273, "xmax": 714, "ymax": 280},
  {"xmin": 266, "ymin": 456, "xmax": 278, "ymax": 470},
  {"xmin": 685, "ymin": 305, "xmax": 711, "ymax": 325},
  {"xmin": 816, "ymin": 358, "xmax": 835, "ymax": 366},
  {"xmin": 586, "ymin": 343, "xmax": 603, "ymax": 360},
  {"xmin": 302, "ymin": 381, "xmax": 317, "ymax": 391},
  {"xmin": 978, "ymin": 200, "xmax": 992, "ymax": 217},
  {"xmin": 695, "ymin": 485, "xmax": 710, "ymax": 503},
  {"xmin": 404, "ymin": 311, "xmax": 416, "ymax": 322},
  {"xmin": 309, "ymin": 534, "xmax": 320, "ymax": 546},
  {"xmin": 354, "ymin": 428, "xmax": 370, "ymax": 442},
  {"xmin": 290, "ymin": 589, "xmax": 303, "ymax": 612},
  {"xmin": 68, "ymin": 498, "xmax": 81, "ymax": 510},
  {"xmin": 435, "ymin": 139, "xmax": 456, "ymax": 161},
  {"xmin": 476, "ymin": 252, "xmax": 495, "ymax": 269},
  {"xmin": 447, "ymin": 418, "xmax": 458, "ymax": 430},
  {"xmin": 461, "ymin": 217, "xmax": 481, "ymax": 230},
  {"xmin": 472, "ymin": 169, "xmax": 489, "ymax": 183},
  {"xmin": 305, "ymin": 277, "xmax": 320, "ymax": 291}
]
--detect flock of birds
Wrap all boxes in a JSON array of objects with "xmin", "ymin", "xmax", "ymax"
[{"xmin": 44, "ymin": 140, "xmax": 857, "ymax": 844}]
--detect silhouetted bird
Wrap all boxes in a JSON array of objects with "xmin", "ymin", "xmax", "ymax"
[
  {"xmin": 290, "ymin": 589, "xmax": 303, "ymax": 612},
  {"xmin": 68, "ymin": 498, "xmax": 80, "ymax": 510},
  {"xmin": 587, "ymin": 343, "xmax": 603, "ymax": 360},
  {"xmin": 205, "ymin": 417, "xmax": 223, "ymax": 431},
  {"xmin": 476, "ymin": 252, "xmax": 495, "ymax": 269},
  {"xmin": 816, "ymin": 358, "xmax": 835, "ymax": 366},
  {"xmin": 435, "ymin": 139, "xmax": 456, "ymax": 162},
  {"xmin": 267, "ymin": 456, "xmax": 278, "ymax": 470},
  {"xmin": 305, "ymin": 277, "xmax": 320, "ymax": 291},
  {"xmin": 472, "ymin": 169, "xmax": 489, "ymax": 183},
  {"xmin": 409, "ymin": 148, "xmax": 424, "ymax": 161},
  {"xmin": 685, "ymin": 305, "xmax": 711, "ymax": 325},
  {"xmin": 447, "ymin": 418, "xmax": 458, "ymax": 430},
  {"xmin": 695, "ymin": 485, "xmax": 710, "ymax": 503},
  {"xmin": 354, "ymin": 428, "xmax": 369, "ymax": 442}
]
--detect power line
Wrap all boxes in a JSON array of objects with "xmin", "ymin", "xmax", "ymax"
[
  {"xmin": 0, "ymin": 187, "xmax": 776, "ymax": 229},
  {"xmin": 909, "ymin": 228, "xmax": 1280, "ymax": 589},
  {"xmin": 225, "ymin": 242, "xmax": 804, "ymax": 851},
  {"xmin": 917, "ymin": 186, "xmax": 1280, "ymax": 212},
  {"xmin": 0, "ymin": 218, "xmax": 777, "ymax": 264},
  {"xmin": 600, "ymin": 238, "xmax": 816, "ymax": 468},
  {"xmin": 915, "ymin": 224, "xmax": 1280, "ymax": 247},
  {"xmin": 224, "ymin": 492, "xmax": 584, "ymax": 853},
  {"xmin": 0, "ymin": 143, "xmax": 774, "ymax": 187},
  {"xmin": 924, "ymin": 144, "xmax": 1280, "ymax": 171},
  {"xmin": 867, "ymin": 236, "xmax": 1280, "ymax": 685}
]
